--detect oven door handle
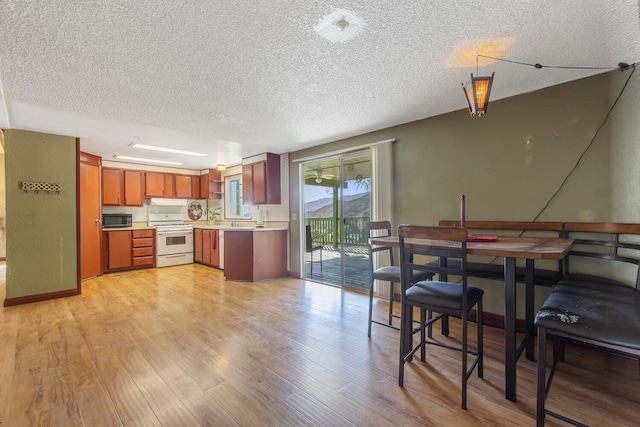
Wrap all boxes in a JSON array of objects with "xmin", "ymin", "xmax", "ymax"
[{"xmin": 157, "ymin": 231, "xmax": 194, "ymax": 236}]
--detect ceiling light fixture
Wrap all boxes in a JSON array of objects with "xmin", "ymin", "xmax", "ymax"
[
  {"xmin": 462, "ymin": 55, "xmax": 630, "ymax": 118},
  {"xmin": 114, "ymin": 155, "xmax": 183, "ymax": 165},
  {"xmin": 130, "ymin": 143, "xmax": 207, "ymax": 157},
  {"xmin": 315, "ymin": 8, "xmax": 366, "ymax": 43},
  {"xmin": 462, "ymin": 55, "xmax": 494, "ymax": 117},
  {"xmin": 217, "ymin": 163, "xmax": 226, "ymax": 171}
]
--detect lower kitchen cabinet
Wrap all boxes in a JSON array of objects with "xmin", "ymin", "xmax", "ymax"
[
  {"xmin": 132, "ymin": 229, "xmax": 155, "ymax": 267},
  {"xmin": 224, "ymin": 229, "xmax": 286, "ymax": 281},
  {"xmin": 103, "ymin": 229, "xmax": 156, "ymax": 273},
  {"xmin": 194, "ymin": 228, "xmax": 219, "ymax": 267}
]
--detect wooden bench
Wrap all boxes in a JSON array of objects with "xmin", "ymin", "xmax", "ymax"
[
  {"xmin": 438, "ymin": 220, "xmax": 565, "ymax": 286},
  {"xmin": 535, "ymin": 222, "xmax": 640, "ymax": 426}
]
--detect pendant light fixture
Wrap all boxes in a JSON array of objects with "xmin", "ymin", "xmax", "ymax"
[
  {"xmin": 462, "ymin": 72, "xmax": 494, "ymax": 117},
  {"xmin": 462, "ymin": 55, "xmax": 494, "ymax": 117}
]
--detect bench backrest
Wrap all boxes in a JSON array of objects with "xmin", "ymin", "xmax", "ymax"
[
  {"xmin": 439, "ymin": 220, "xmax": 564, "ymax": 233},
  {"xmin": 563, "ymin": 222, "xmax": 640, "ymax": 291}
]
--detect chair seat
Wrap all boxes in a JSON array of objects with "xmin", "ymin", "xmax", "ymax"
[
  {"xmin": 309, "ymin": 243, "xmax": 322, "ymax": 251},
  {"xmin": 406, "ymin": 280, "xmax": 484, "ymax": 311},
  {"xmin": 373, "ymin": 265, "xmax": 433, "ymax": 283}
]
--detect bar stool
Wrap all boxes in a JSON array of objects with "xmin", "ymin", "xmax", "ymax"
[{"xmin": 367, "ymin": 221, "xmax": 433, "ymax": 336}]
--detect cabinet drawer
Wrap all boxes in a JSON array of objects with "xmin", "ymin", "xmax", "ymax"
[
  {"xmin": 132, "ymin": 229, "xmax": 154, "ymax": 238},
  {"xmin": 132, "ymin": 256, "xmax": 154, "ymax": 267},
  {"xmin": 132, "ymin": 247, "xmax": 154, "ymax": 257},
  {"xmin": 132, "ymin": 237, "xmax": 154, "ymax": 248}
]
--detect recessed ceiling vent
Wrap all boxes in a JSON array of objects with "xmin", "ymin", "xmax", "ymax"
[{"xmin": 314, "ymin": 8, "xmax": 366, "ymax": 43}]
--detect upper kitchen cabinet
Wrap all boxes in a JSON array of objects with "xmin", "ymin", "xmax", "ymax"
[
  {"xmin": 102, "ymin": 168, "xmax": 143, "ymax": 206},
  {"xmin": 174, "ymin": 174, "xmax": 193, "ymax": 198},
  {"xmin": 123, "ymin": 170, "xmax": 143, "ymax": 206},
  {"xmin": 242, "ymin": 153, "xmax": 280, "ymax": 205},
  {"xmin": 145, "ymin": 172, "xmax": 176, "ymax": 198},
  {"xmin": 192, "ymin": 170, "xmax": 222, "ymax": 200}
]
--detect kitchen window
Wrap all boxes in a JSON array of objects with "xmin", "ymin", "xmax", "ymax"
[{"xmin": 225, "ymin": 174, "xmax": 249, "ymax": 219}]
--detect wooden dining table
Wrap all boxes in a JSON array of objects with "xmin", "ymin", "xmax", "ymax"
[{"xmin": 369, "ymin": 234, "xmax": 574, "ymax": 402}]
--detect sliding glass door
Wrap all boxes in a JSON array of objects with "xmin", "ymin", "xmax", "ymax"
[{"xmin": 302, "ymin": 150, "xmax": 371, "ymax": 290}]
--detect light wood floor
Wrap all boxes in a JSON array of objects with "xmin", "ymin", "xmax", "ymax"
[{"xmin": 0, "ymin": 264, "xmax": 638, "ymax": 426}]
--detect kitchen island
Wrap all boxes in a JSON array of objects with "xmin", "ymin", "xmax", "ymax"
[{"xmin": 193, "ymin": 225, "xmax": 288, "ymax": 281}]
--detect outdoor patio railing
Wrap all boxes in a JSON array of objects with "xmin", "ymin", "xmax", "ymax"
[{"xmin": 306, "ymin": 217, "xmax": 370, "ymax": 248}]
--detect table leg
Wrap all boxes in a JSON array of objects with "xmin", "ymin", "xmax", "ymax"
[
  {"xmin": 525, "ymin": 259, "xmax": 535, "ymax": 361},
  {"xmin": 504, "ymin": 257, "xmax": 517, "ymax": 402}
]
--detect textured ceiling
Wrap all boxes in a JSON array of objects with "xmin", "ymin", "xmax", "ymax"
[{"xmin": 1, "ymin": 1, "xmax": 639, "ymax": 170}]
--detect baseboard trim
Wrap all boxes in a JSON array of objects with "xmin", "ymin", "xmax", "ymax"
[{"xmin": 4, "ymin": 288, "xmax": 81, "ymax": 307}]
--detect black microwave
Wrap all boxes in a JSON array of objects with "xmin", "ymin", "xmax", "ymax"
[{"xmin": 102, "ymin": 213, "xmax": 133, "ymax": 228}]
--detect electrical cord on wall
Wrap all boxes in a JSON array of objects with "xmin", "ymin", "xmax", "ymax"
[
  {"xmin": 479, "ymin": 64, "xmax": 637, "ymax": 267},
  {"xmin": 530, "ymin": 63, "xmax": 636, "ymax": 222}
]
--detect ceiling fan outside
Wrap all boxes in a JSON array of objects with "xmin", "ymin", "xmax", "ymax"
[{"xmin": 314, "ymin": 170, "xmax": 334, "ymax": 183}]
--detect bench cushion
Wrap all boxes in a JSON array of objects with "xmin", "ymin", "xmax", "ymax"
[
  {"xmin": 425, "ymin": 260, "xmax": 562, "ymax": 285},
  {"xmin": 535, "ymin": 282, "xmax": 640, "ymax": 351}
]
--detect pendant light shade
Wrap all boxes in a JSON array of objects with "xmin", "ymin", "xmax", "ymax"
[{"xmin": 462, "ymin": 72, "xmax": 494, "ymax": 117}]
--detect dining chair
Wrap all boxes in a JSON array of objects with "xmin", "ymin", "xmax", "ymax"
[
  {"xmin": 397, "ymin": 225, "xmax": 484, "ymax": 409},
  {"xmin": 367, "ymin": 221, "xmax": 434, "ymax": 337},
  {"xmin": 305, "ymin": 225, "xmax": 324, "ymax": 275}
]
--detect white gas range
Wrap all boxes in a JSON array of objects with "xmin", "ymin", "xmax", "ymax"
[{"xmin": 148, "ymin": 209, "xmax": 194, "ymax": 268}]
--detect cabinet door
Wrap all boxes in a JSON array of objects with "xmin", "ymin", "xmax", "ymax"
[
  {"xmin": 175, "ymin": 175, "xmax": 192, "ymax": 198},
  {"xmin": 252, "ymin": 162, "xmax": 267, "ymax": 205},
  {"xmin": 123, "ymin": 170, "xmax": 143, "ymax": 206},
  {"xmin": 242, "ymin": 164, "xmax": 254, "ymax": 203},
  {"xmin": 194, "ymin": 228, "xmax": 203, "ymax": 262},
  {"xmin": 202, "ymin": 230, "xmax": 211, "ymax": 264},
  {"xmin": 210, "ymin": 229, "xmax": 219, "ymax": 267},
  {"xmin": 200, "ymin": 175, "xmax": 209, "ymax": 199},
  {"xmin": 191, "ymin": 176, "xmax": 201, "ymax": 200},
  {"xmin": 145, "ymin": 172, "xmax": 165, "ymax": 197},
  {"xmin": 164, "ymin": 174, "xmax": 175, "ymax": 198},
  {"xmin": 108, "ymin": 231, "xmax": 132, "ymax": 270},
  {"xmin": 102, "ymin": 168, "xmax": 123, "ymax": 205}
]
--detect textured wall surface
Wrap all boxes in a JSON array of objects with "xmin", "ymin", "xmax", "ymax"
[{"xmin": 5, "ymin": 130, "xmax": 77, "ymax": 299}]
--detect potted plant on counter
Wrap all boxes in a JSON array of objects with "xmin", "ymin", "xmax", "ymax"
[{"xmin": 208, "ymin": 207, "xmax": 222, "ymax": 225}]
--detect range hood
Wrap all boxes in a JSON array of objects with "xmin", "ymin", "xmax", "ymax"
[{"xmin": 149, "ymin": 198, "xmax": 188, "ymax": 206}]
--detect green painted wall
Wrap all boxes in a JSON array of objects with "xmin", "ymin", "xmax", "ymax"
[
  {"xmin": 289, "ymin": 68, "xmax": 640, "ymax": 316},
  {"xmin": 5, "ymin": 130, "xmax": 77, "ymax": 299}
]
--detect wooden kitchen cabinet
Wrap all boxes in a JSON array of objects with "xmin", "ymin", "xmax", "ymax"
[
  {"xmin": 192, "ymin": 175, "xmax": 201, "ymax": 199},
  {"xmin": 242, "ymin": 153, "xmax": 280, "ymax": 204},
  {"xmin": 145, "ymin": 172, "xmax": 190, "ymax": 198},
  {"xmin": 224, "ymin": 229, "xmax": 286, "ymax": 281},
  {"xmin": 174, "ymin": 174, "xmax": 192, "ymax": 198},
  {"xmin": 104, "ymin": 230, "xmax": 132, "ymax": 271},
  {"xmin": 102, "ymin": 168, "xmax": 143, "ymax": 206},
  {"xmin": 144, "ymin": 172, "xmax": 165, "ymax": 197},
  {"xmin": 191, "ymin": 170, "xmax": 222, "ymax": 200},
  {"xmin": 102, "ymin": 168, "xmax": 123, "ymax": 205},
  {"xmin": 164, "ymin": 173, "xmax": 175, "ymax": 198},
  {"xmin": 103, "ymin": 229, "xmax": 155, "ymax": 273},
  {"xmin": 123, "ymin": 170, "xmax": 143, "ymax": 206},
  {"xmin": 131, "ymin": 229, "xmax": 155, "ymax": 267},
  {"xmin": 194, "ymin": 228, "xmax": 219, "ymax": 267}
]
